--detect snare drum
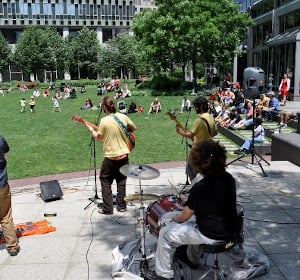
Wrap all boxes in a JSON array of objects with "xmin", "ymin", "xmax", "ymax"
[{"xmin": 146, "ymin": 194, "xmax": 183, "ymax": 236}]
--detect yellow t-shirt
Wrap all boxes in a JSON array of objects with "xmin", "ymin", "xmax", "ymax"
[
  {"xmin": 191, "ymin": 113, "xmax": 217, "ymax": 144},
  {"xmin": 98, "ymin": 112, "xmax": 135, "ymax": 158}
]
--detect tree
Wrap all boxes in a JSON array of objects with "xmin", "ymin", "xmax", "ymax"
[
  {"xmin": 0, "ymin": 32, "xmax": 11, "ymax": 75},
  {"xmin": 133, "ymin": 0, "xmax": 252, "ymax": 85},
  {"xmin": 14, "ymin": 26, "xmax": 46, "ymax": 80},
  {"xmin": 14, "ymin": 26, "xmax": 67, "ymax": 81},
  {"xmin": 41, "ymin": 27, "xmax": 67, "ymax": 76},
  {"xmin": 66, "ymin": 28, "xmax": 100, "ymax": 79},
  {"xmin": 98, "ymin": 34, "xmax": 147, "ymax": 79}
]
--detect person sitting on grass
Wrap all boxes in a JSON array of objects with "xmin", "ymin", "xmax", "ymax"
[
  {"xmin": 233, "ymin": 118, "xmax": 264, "ymax": 155},
  {"xmin": 128, "ymin": 101, "xmax": 138, "ymax": 113},
  {"xmin": 80, "ymin": 98, "xmax": 93, "ymax": 110},
  {"xmin": 180, "ymin": 96, "xmax": 191, "ymax": 113},
  {"xmin": 147, "ymin": 98, "xmax": 161, "ymax": 115}
]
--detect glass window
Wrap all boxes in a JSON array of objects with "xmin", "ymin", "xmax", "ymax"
[
  {"xmin": 32, "ymin": 3, "xmax": 40, "ymax": 15},
  {"xmin": 67, "ymin": 4, "xmax": 75, "ymax": 15},
  {"xmin": 20, "ymin": 3, "xmax": 28, "ymax": 15},
  {"xmin": 56, "ymin": 3, "xmax": 64, "ymax": 15},
  {"xmin": 43, "ymin": 3, "xmax": 51, "ymax": 15},
  {"xmin": 279, "ymin": 9, "xmax": 300, "ymax": 33}
]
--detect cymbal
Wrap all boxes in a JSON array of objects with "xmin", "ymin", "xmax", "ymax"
[
  {"xmin": 125, "ymin": 193, "xmax": 160, "ymax": 202},
  {"xmin": 120, "ymin": 164, "xmax": 160, "ymax": 180}
]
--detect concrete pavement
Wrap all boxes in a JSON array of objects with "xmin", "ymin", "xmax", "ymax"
[{"xmin": 1, "ymin": 159, "xmax": 299, "ymax": 280}]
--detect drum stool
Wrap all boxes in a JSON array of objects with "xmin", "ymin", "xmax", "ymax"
[{"xmin": 198, "ymin": 238, "xmax": 236, "ymax": 280}]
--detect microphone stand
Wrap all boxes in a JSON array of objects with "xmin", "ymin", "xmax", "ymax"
[
  {"xmin": 84, "ymin": 108, "xmax": 103, "ymax": 210},
  {"xmin": 227, "ymin": 83, "xmax": 269, "ymax": 176},
  {"xmin": 179, "ymin": 108, "xmax": 192, "ymax": 193}
]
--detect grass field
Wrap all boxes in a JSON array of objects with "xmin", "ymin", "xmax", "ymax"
[{"xmin": 1, "ymin": 85, "xmax": 200, "ymax": 179}]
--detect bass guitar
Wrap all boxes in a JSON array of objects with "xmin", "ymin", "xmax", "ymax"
[
  {"xmin": 71, "ymin": 115, "xmax": 135, "ymax": 151},
  {"xmin": 166, "ymin": 111, "xmax": 188, "ymax": 133}
]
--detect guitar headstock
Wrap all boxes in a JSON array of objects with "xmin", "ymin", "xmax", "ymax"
[
  {"xmin": 71, "ymin": 115, "xmax": 84, "ymax": 123},
  {"xmin": 166, "ymin": 111, "xmax": 176, "ymax": 121}
]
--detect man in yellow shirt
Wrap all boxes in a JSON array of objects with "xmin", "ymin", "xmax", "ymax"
[
  {"xmin": 87, "ymin": 96, "xmax": 136, "ymax": 214},
  {"xmin": 175, "ymin": 96, "xmax": 217, "ymax": 182}
]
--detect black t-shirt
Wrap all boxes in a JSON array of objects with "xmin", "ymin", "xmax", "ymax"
[
  {"xmin": 0, "ymin": 135, "xmax": 9, "ymax": 187},
  {"xmin": 186, "ymin": 172, "xmax": 238, "ymax": 240}
]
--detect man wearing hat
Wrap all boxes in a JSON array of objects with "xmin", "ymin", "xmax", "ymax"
[{"xmin": 263, "ymin": 92, "xmax": 280, "ymax": 121}]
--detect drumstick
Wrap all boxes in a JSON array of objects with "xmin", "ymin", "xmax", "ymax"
[{"xmin": 168, "ymin": 179, "xmax": 186, "ymax": 205}]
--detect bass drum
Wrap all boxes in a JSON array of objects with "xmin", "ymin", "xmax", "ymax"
[{"xmin": 146, "ymin": 194, "xmax": 183, "ymax": 236}]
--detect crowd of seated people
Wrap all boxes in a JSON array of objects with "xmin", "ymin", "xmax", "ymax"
[
  {"xmin": 215, "ymin": 105, "xmax": 229, "ymax": 126},
  {"xmin": 231, "ymin": 100, "xmax": 254, "ymax": 130},
  {"xmin": 209, "ymin": 82, "xmax": 244, "ymax": 110},
  {"xmin": 209, "ymin": 101, "xmax": 222, "ymax": 117},
  {"xmin": 223, "ymin": 107, "xmax": 242, "ymax": 129}
]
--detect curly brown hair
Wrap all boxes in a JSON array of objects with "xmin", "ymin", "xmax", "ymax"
[
  {"xmin": 192, "ymin": 96, "xmax": 209, "ymax": 114},
  {"xmin": 188, "ymin": 140, "xmax": 227, "ymax": 176},
  {"xmin": 101, "ymin": 96, "xmax": 116, "ymax": 113}
]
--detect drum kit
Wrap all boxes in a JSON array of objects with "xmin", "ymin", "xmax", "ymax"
[
  {"xmin": 120, "ymin": 164, "xmax": 245, "ymax": 276},
  {"xmin": 120, "ymin": 164, "xmax": 162, "ymax": 273}
]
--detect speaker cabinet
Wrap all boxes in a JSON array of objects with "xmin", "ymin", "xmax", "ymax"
[{"xmin": 40, "ymin": 180, "xmax": 63, "ymax": 202}]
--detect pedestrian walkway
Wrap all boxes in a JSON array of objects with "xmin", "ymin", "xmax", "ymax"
[{"xmin": 1, "ymin": 159, "xmax": 299, "ymax": 280}]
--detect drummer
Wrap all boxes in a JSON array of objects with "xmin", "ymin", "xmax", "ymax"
[{"xmin": 143, "ymin": 140, "xmax": 239, "ymax": 280}]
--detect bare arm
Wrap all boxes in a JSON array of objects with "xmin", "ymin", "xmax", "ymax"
[
  {"xmin": 176, "ymin": 124, "xmax": 195, "ymax": 140},
  {"xmin": 172, "ymin": 205, "xmax": 194, "ymax": 223},
  {"xmin": 85, "ymin": 124, "xmax": 104, "ymax": 141}
]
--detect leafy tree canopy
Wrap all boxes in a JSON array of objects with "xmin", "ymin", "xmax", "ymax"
[
  {"xmin": 133, "ymin": 0, "xmax": 252, "ymax": 80},
  {"xmin": 0, "ymin": 32, "xmax": 11, "ymax": 73}
]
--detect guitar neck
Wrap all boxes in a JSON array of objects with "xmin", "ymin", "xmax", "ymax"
[
  {"xmin": 166, "ymin": 112, "xmax": 188, "ymax": 132},
  {"xmin": 71, "ymin": 115, "xmax": 98, "ymax": 130}
]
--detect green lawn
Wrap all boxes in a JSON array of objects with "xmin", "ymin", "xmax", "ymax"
[{"xmin": 1, "ymin": 85, "xmax": 199, "ymax": 179}]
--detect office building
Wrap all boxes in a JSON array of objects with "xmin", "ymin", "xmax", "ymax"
[{"xmin": 238, "ymin": 0, "xmax": 300, "ymax": 100}]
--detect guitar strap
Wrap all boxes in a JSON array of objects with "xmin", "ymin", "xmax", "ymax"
[
  {"xmin": 110, "ymin": 114, "xmax": 135, "ymax": 148},
  {"xmin": 200, "ymin": 117, "xmax": 214, "ymax": 137}
]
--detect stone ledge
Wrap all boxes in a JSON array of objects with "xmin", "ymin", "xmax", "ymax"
[{"xmin": 271, "ymin": 133, "xmax": 300, "ymax": 166}]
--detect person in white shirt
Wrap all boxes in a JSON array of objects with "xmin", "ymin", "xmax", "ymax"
[{"xmin": 180, "ymin": 96, "xmax": 191, "ymax": 113}]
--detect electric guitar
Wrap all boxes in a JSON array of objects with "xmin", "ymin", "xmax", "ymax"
[
  {"xmin": 166, "ymin": 112, "xmax": 188, "ymax": 133},
  {"xmin": 71, "ymin": 115, "xmax": 135, "ymax": 151}
]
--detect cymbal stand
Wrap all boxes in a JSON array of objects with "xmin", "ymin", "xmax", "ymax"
[
  {"xmin": 124, "ymin": 179, "xmax": 154, "ymax": 277},
  {"xmin": 137, "ymin": 179, "xmax": 149, "ymax": 273}
]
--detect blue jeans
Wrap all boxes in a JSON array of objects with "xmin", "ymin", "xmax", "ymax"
[
  {"xmin": 241, "ymin": 136, "xmax": 263, "ymax": 150},
  {"xmin": 264, "ymin": 110, "xmax": 279, "ymax": 121}
]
